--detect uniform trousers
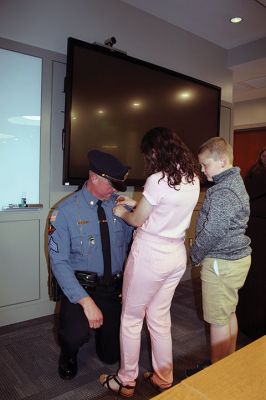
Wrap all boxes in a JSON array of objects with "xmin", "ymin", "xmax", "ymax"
[
  {"xmin": 59, "ymin": 284, "xmax": 122, "ymax": 364},
  {"xmin": 118, "ymin": 230, "xmax": 186, "ymax": 388}
]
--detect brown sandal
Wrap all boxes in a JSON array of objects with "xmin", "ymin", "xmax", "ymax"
[
  {"xmin": 143, "ymin": 371, "xmax": 172, "ymax": 393},
  {"xmin": 99, "ymin": 374, "xmax": 135, "ymax": 398}
]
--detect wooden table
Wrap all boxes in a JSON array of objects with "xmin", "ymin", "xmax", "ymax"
[{"xmin": 153, "ymin": 335, "xmax": 266, "ymax": 400}]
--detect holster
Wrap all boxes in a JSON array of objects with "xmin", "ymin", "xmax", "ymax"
[
  {"xmin": 75, "ymin": 270, "xmax": 98, "ymax": 291},
  {"xmin": 110, "ymin": 272, "xmax": 123, "ymax": 293}
]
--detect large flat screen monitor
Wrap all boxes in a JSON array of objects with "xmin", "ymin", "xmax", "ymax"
[{"xmin": 63, "ymin": 37, "xmax": 221, "ymax": 187}]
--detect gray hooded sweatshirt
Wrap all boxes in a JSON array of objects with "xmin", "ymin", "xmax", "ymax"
[{"xmin": 190, "ymin": 167, "xmax": 251, "ymax": 264}]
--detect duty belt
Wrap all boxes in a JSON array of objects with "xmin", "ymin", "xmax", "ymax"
[{"xmin": 75, "ymin": 270, "xmax": 123, "ymax": 291}]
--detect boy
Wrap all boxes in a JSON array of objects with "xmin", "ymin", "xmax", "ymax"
[{"xmin": 186, "ymin": 137, "xmax": 251, "ymax": 376}]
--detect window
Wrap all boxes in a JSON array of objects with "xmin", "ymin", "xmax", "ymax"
[{"xmin": 0, "ymin": 48, "xmax": 42, "ymax": 210}]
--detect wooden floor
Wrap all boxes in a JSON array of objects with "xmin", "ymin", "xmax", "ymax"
[{"xmin": 0, "ymin": 276, "xmax": 252, "ymax": 400}]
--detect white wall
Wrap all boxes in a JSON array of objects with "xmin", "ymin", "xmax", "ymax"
[
  {"xmin": 234, "ymin": 98, "xmax": 266, "ymax": 129},
  {"xmin": 0, "ymin": 0, "xmax": 232, "ymax": 102},
  {"xmin": 227, "ymin": 37, "xmax": 266, "ymax": 68},
  {"xmin": 0, "ymin": 0, "xmax": 233, "ymax": 326}
]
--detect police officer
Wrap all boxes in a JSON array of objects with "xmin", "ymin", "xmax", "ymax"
[{"xmin": 48, "ymin": 150, "xmax": 133, "ymax": 380}]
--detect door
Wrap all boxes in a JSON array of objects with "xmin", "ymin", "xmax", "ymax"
[{"xmin": 234, "ymin": 128, "xmax": 266, "ymax": 177}]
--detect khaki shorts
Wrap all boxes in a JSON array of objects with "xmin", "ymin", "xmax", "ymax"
[{"xmin": 201, "ymin": 256, "xmax": 251, "ymax": 325}]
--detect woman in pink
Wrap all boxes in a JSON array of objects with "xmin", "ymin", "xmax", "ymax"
[{"xmin": 99, "ymin": 127, "xmax": 200, "ymax": 397}]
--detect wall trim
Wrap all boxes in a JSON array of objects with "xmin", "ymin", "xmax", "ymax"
[
  {"xmin": 234, "ymin": 123, "xmax": 266, "ymax": 130},
  {"xmin": 0, "ymin": 298, "xmax": 55, "ymax": 327}
]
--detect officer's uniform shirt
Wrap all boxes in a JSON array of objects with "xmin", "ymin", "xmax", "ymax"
[{"xmin": 48, "ymin": 184, "xmax": 133, "ymax": 304}]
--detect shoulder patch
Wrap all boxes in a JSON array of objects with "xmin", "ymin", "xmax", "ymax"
[
  {"xmin": 50, "ymin": 210, "xmax": 59, "ymax": 222},
  {"xmin": 48, "ymin": 224, "xmax": 56, "ymax": 235},
  {"xmin": 49, "ymin": 236, "xmax": 59, "ymax": 253}
]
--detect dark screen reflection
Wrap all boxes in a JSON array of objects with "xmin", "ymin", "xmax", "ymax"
[{"xmin": 65, "ymin": 44, "xmax": 220, "ymax": 185}]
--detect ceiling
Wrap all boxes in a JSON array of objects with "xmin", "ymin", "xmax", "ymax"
[{"xmin": 121, "ymin": 0, "xmax": 266, "ymax": 102}]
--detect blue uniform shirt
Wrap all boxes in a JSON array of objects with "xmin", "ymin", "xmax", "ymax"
[{"xmin": 48, "ymin": 184, "xmax": 133, "ymax": 303}]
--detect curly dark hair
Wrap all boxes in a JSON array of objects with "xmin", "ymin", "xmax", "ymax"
[{"xmin": 140, "ymin": 127, "xmax": 200, "ymax": 188}]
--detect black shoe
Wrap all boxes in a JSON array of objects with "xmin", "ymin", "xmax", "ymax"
[
  {"xmin": 58, "ymin": 352, "xmax": 78, "ymax": 380},
  {"xmin": 185, "ymin": 359, "xmax": 211, "ymax": 377}
]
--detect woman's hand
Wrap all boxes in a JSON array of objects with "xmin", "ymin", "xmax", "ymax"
[
  {"xmin": 114, "ymin": 195, "xmax": 153, "ymax": 227},
  {"xmin": 113, "ymin": 204, "xmax": 128, "ymax": 218},
  {"xmin": 116, "ymin": 195, "xmax": 137, "ymax": 208}
]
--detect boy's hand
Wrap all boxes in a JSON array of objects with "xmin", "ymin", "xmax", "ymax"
[
  {"xmin": 192, "ymin": 262, "xmax": 201, "ymax": 267},
  {"xmin": 189, "ymin": 255, "xmax": 201, "ymax": 267}
]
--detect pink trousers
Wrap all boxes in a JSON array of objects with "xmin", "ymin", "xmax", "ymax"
[{"xmin": 118, "ymin": 230, "xmax": 187, "ymax": 388}]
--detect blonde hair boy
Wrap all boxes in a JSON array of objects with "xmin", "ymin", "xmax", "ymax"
[
  {"xmin": 199, "ymin": 137, "xmax": 233, "ymax": 164},
  {"xmin": 186, "ymin": 136, "xmax": 251, "ymax": 377},
  {"xmin": 197, "ymin": 138, "xmax": 233, "ymax": 183}
]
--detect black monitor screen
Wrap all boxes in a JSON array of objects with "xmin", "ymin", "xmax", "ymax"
[{"xmin": 63, "ymin": 37, "xmax": 221, "ymax": 187}]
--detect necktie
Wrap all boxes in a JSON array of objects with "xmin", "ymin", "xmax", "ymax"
[{"xmin": 97, "ymin": 200, "xmax": 112, "ymax": 285}]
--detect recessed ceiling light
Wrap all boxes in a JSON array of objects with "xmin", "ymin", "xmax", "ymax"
[{"xmin": 230, "ymin": 17, "xmax": 243, "ymax": 24}]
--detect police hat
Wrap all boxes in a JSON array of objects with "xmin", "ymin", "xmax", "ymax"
[{"xmin": 88, "ymin": 149, "xmax": 129, "ymax": 192}]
